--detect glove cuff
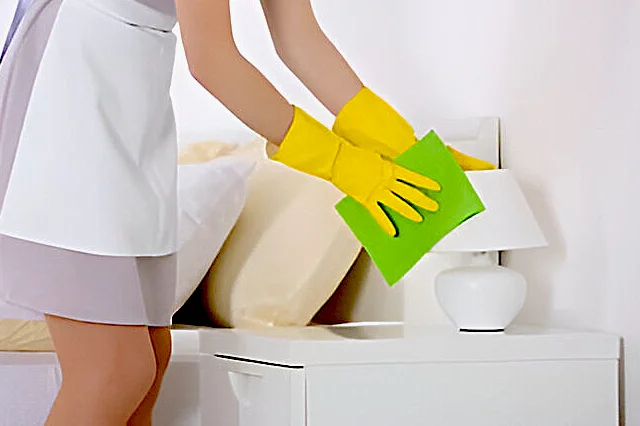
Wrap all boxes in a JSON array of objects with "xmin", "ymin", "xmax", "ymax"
[
  {"xmin": 332, "ymin": 87, "xmax": 416, "ymax": 158},
  {"xmin": 271, "ymin": 107, "xmax": 341, "ymax": 181}
]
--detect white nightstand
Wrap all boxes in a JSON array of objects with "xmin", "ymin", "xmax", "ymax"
[{"xmin": 197, "ymin": 323, "xmax": 620, "ymax": 426}]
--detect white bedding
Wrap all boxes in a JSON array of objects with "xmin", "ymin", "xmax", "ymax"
[{"xmin": 0, "ymin": 352, "xmax": 60, "ymax": 426}]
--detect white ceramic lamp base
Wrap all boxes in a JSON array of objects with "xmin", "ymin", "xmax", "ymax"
[{"xmin": 435, "ymin": 264, "xmax": 527, "ymax": 332}]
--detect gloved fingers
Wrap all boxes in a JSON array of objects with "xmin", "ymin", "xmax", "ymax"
[
  {"xmin": 376, "ymin": 190, "xmax": 423, "ymax": 223},
  {"xmin": 365, "ymin": 202, "xmax": 397, "ymax": 237},
  {"xmin": 393, "ymin": 165, "xmax": 441, "ymax": 191},
  {"xmin": 390, "ymin": 181, "xmax": 439, "ymax": 213},
  {"xmin": 447, "ymin": 146, "xmax": 496, "ymax": 171}
]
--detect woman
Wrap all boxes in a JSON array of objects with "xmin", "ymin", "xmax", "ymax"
[{"xmin": 0, "ymin": 0, "xmax": 493, "ymax": 424}]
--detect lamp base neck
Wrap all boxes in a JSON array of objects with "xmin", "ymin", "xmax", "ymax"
[{"xmin": 469, "ymin": 251, "xmax": 496, "ymax": 266}]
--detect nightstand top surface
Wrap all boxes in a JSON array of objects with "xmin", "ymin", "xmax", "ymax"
[{"xmin": 178, "ymin": 322, "xmax": 621, "ymax": 367}]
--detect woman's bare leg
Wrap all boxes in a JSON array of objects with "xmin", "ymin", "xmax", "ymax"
[
  {"xmin": 127, "ymin": 327, "xmax": 173, "ymax": 426},
  {"xmin": 44, "ymin": 315, "xmax": 156, "ymax": 426}
]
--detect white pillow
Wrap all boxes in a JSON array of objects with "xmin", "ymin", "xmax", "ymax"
[{"xmin": 173, "ymin": 155, "xmax": 256, "ymax": 314}]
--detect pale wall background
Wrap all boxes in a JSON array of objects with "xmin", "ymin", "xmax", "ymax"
[{"xmin": 2, "ymin": 0, "xmax": 637, "ymax": 422}]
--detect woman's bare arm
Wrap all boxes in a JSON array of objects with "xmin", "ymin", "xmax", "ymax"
[
  {"xmin": 260, "ymin": 0, "xmax": 364, "ymax": 115},
  {"xmin": 175, "ymin": 0, "xmax": 293, "ymax": 143}
]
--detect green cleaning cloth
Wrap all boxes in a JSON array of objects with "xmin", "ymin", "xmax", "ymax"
[{"xmin": 335, "ymin": 131, "xmax": 485, "ymax": 286}]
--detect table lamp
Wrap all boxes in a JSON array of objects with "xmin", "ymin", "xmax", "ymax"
[{"xmin": 431, "ymin": 169, "xmax": 547, "ymax": 332}]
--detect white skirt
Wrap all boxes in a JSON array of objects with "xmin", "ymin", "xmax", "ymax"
[
  {"xmin": 0, "ymin": 0, "xmax": 179, "ymax": 256},
  {"xmin": 0, "ymin": 0, "xmax": 179, "ymax": 326}
]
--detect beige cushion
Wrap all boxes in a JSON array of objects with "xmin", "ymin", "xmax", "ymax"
[
  {"xmin": 0, "ymin": 319, "xmax": 52, "ymax": 352},
  {"xmin": 0, "ymin": 321, "xmax": 196, "ymax": 352},
  {"xmin": 202, "ymin": 148, "xmax": 362, "ymax": 328}
]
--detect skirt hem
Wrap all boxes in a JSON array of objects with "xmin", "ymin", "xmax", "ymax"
[
  {"xmin": 0, "ymin": 294, "xmax": 172, "ymax": 327},
  {"xmin": 0, "ymin": 229, "xmax": 177, "ymax": 258}
]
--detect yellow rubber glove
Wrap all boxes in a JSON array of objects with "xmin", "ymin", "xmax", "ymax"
[
  {"xmin": 271, "ymin": 107, "xmax": 441, "ymax": 236},
  {"xmin": 332, "ymin": 87, "xmax": 496, "ymax": 171}
]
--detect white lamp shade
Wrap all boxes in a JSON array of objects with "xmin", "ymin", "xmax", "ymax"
[{"xmin": 431, "ymin": 169, "xmax": 547, "ymax": 252}]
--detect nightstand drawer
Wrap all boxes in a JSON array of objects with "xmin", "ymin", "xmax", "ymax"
[
  {"xmin": 198, "ymin": 324, "xmax": 620, "ymax": 426},
  {"xmin": 200, "ymin": 354, "xmax": 305, "ymax": 426},
  {"xmin": 306, "ymin": 359, "xmax": 618, "ymax": 426}
]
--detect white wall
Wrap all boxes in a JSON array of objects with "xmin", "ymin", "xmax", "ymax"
[
  {"xmin": 2, "ymin": 0, "xmax": 638, "ymax": 422},
  {"xmin": 170, "ymin": 0, "xmax": 336, "ymax": 144},
  {"xmin": 178, "ymin": 0, "xmax": 640, "ymax": 422}
]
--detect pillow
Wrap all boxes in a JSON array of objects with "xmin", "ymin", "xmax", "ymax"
[
  {"xmin": 173, "ymin": 141, "xmax": 257, "ymax": 313},
  {"xmin": 201, "ymin": 149, "xmax": 362, "ymax": 328}
]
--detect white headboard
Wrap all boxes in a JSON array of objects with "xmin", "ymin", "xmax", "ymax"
[{"xmin": 315, "ymin": 117, "xmax": 501, "ymax": 326}]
